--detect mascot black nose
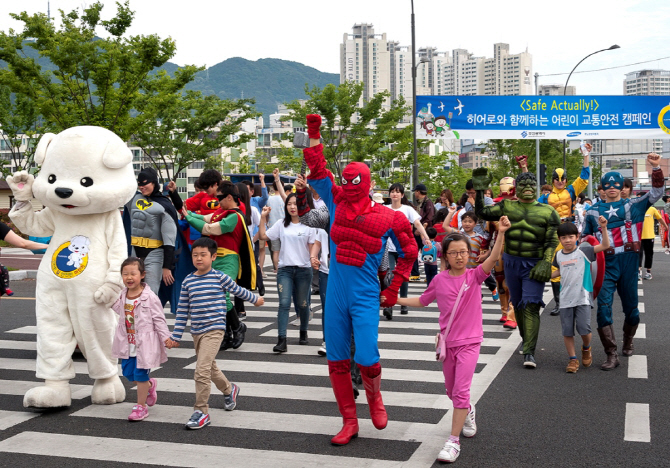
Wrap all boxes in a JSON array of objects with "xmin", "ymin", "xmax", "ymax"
[{"xmin": 55, "ymin": 188, "xmax": 73, "ymax": 199}]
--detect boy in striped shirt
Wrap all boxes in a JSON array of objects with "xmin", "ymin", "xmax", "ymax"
[{"xmin": 166, "ymin": 237, "xmax": 264, "ymax": 429}]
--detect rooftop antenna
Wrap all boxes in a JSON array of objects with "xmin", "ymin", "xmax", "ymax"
[{"xmin": 48, "ymin": 1, "xmax": 51, "ymax": 20}]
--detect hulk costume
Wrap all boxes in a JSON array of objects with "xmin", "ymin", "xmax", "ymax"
[{"xmin": 474, "ymin": 169, "xmax": 560, "ymax": 365}]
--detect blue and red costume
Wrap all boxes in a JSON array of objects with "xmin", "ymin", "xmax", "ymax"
[
  {"xmin": 582, "ymin": 167, "xmax": 665, "ymax": 369},
  {"xmin": 303, "ymin": 115, "xmax": 417, "ymax": 446}
]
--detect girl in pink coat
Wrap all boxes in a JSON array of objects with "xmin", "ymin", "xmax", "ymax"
[{"xmin": 112, "ymin": 257, "xmax": 172, "ymax": 421}]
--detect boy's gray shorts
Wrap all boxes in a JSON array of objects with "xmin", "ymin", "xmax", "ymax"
[{"xmin": 559, "ymin": 304, "xmax": 591, "ymax": 337}]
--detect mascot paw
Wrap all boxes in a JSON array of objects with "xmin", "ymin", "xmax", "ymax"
[
  {"xmin": 529, "ymin": 260, "xmax": 552, "ymax": 283},
  {"xmin": 23, "ymin": 380, "xmax": 72, "ymax": 408},
  {"xmin": 94, "ymin": 283, "xmax": 121, "ymax": 306},
  {"xmin": 472, "ymin": 168, "xmax": 493, "ymax": 191},
  {"xmin": 6, "ymin": 171, "xmax": 35, "ymax": 202},
  {"xmin": 91, "ymin": 376, "xmax": 126, "ymax": 405}
]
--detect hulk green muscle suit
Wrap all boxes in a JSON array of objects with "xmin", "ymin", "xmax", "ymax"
[{"xmin": 474, "ymin": 169, "xmax": 560, "ymax": 363}]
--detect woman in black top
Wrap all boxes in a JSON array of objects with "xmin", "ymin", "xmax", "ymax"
[{"xmin": 0, "ymin": 221, "xmax": 49, "ymax": 250}]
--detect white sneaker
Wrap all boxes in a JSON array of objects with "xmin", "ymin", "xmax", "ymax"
[
  {"xmin": 437, "ymin": 440, "xmax": 461, "ymax": 463},
  {"xmin": 317, "ymin": 342, "xmax": 327, "ymax": 356},
  {"xmin": 643, "ymin": 272, "xmax": 652, "ymax": 280},
  {"xmin": 665, "ymin": 250, "xmax": 670, "ymax": 255},
  {"xmin": 462, "ymin": 405, "xmax": 477, "ymax": 437}
]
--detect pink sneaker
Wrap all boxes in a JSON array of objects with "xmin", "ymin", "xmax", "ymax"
[
  {"xmin": 128, "ymin": 405, "xmax": 148, "ymax": 421},
  {"xmin": 146, "ymin": 378, "xmax": 158, "ymax": 406}
]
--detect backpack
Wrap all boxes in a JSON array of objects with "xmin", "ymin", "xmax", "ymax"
[{"xmin": 421, "ymin": 242, "xmax": 438, "ymax": 263}]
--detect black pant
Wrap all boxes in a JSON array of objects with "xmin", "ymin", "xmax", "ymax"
[
  {"xmin": 411, "ymin": 234, "xmax": 422, "ymax": 277},
  {"xmin": 236, "ymin": 241, "xmax": 265, "ymax": 313},
  {"xmin": 484, "ymin": 274, "xmax": 497, "ymax": 292},
  {"xmin": 639, "ymin": 238, "xmax": 654, "ymax": 270}
]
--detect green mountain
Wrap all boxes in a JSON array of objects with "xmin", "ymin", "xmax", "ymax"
[
  {"xmin": 2, "ymin": 44, "xmax": 340, "ymax": 124},
  {"xmin": 181, "ymin": 57, "xmax": 339, "ymax": 121}
]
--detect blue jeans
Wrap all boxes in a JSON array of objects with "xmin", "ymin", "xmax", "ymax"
[
  {"xmin": 388, "ymin": 252, "xmax": 409, "ymax": 298},
  {"xmin": 319, "ymin": 271, "xmax": 328, "ymax": 341},
  {"xmin": 277, "ymin": 266, "xmax": 312, "ymax": 337}
]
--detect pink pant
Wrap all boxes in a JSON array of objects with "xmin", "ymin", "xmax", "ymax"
[{"xmin": 442, "ymin": 343, "xmax": 480, "ymax": 409}]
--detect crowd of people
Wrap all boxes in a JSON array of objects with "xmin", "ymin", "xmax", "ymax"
[{"xmin": 2, "ymin": 121, "xmax": 668, "ymax": 464}]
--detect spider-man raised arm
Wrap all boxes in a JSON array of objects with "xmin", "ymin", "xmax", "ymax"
[{"xmin": 301, "ymin": 114, "xmax": 418, "ymax": 447}]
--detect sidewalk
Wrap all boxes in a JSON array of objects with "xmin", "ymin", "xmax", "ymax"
[{"xmin": 0, "ymin": 248, "xmax": 43, "ymax": 279}]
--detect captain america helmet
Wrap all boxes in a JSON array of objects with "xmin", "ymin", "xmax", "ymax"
[{"xmin": 601, "ymin": 171, "xmax": 624, "ymax": 191}]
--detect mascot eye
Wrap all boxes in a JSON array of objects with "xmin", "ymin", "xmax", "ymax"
[
  {"xmin": 80, "ymin": 177, "xmax": 93, "ymax": 187},
  {"xmin": 48, "ymin": 174, "xmax": 56, "ymax": 184},
  {"xmin": 342, "ymin": 178, "xmax": 348, "ymax": 185},
  {"xmin": 352, "ymin": 175, "xmax": 361, "ymax": 185}
]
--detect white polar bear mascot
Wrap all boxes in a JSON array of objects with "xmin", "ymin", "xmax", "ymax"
[{"xmin": 7, "ymin": 126, "xmax": 137, "ymax": 408}]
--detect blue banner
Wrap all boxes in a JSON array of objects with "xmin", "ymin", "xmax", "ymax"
[{"xmin": 415, "ymin": 95, "xmax": 670, "ymax": 140}]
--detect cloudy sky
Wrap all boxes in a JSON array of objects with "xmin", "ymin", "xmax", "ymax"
[{"xmin": 3, "ymin": 0, "xmax": 670, "ymax": 95}]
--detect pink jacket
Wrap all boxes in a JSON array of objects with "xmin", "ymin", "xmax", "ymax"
[{"xmin": 111, "ymin": 284, "xmax": 171, "ymax": 370}]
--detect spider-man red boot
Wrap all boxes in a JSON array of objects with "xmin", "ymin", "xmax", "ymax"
[
  {"xmin": 328, "ymin": 359, "xmax": 359, "ymax": 445},
  {"xmin": 358, "ymin": 362, "xmax": 388, "ymax": 430}
]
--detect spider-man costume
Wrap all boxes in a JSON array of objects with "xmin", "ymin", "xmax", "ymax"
[{"xmin": 303, "ymin": 115, "xmax": 417, "ymax": 446}]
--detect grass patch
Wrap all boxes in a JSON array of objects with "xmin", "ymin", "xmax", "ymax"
[
  {"xmin": 7, "ymin": 266, "xmax": 18, "ymax": 271},
  {"xmin": 0, "ymin": 240, "xmax": 10, "ymax": 247}
]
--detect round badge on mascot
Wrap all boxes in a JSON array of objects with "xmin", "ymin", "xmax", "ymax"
[{"xmin": 6, "ymin": 126, "xmax": 137, "ymax": 408}]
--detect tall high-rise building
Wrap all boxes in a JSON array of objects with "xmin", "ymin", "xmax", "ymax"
[
  {"xmin": 623, "ymin": 69, "xmax": 670, "ymax": 95},
  {"xmin": 340, "ymin": 24, "xmax": 391, "ymax": 101},
  {"xmin": 341, "ymin": 25, "xmax": 533, "ymax": 101}
]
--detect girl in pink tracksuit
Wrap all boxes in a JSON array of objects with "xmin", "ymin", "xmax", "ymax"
[
  {"xmin": 396, "ymin": 216, "xmax": 510, "ymax": 463},
  {"xmin": 112, "ymin": 257, "xmax": 172, "ymax": 422}
]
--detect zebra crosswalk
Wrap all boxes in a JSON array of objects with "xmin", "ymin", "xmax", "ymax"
[{"xmin": 0, "ymin": 268, "xmax": 552, "ymax": 466}]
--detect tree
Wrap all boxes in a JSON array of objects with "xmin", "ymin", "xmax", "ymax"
[
  {"xmin": 0, "ymin": 1, "xmax": 200, "ymax": 141},
  {"xmin": 0, "ymin": 86, "xmax": 43, "ymax": 176},
  {"xmin": 133, "ymin": 87, "xmax": 259, "ymax": 181},
  {"xmin": 487, "ymin": 139, "xmax": 599, "ymax": 195},
  {"xmin": 282, "ymin": 81, "xmax": 420, "ymax": 181}
]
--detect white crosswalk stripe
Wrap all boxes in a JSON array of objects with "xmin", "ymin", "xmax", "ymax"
[{"xmin": 0, "ymin": 262, "xmax": 552, "ymax": 466}]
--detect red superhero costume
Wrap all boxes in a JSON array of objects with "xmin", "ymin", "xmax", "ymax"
[
  {"xmin": 303, "ymin": 114, "xmax": 418, "ymax": 446},
  {"xmin": 185, "ymin": 191, "xmax": 220, "ymax": 215}
]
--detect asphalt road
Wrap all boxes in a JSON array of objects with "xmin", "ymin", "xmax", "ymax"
[{"xmin": 0, "ymin": 251, "xmax": 668, "ymax": 467}]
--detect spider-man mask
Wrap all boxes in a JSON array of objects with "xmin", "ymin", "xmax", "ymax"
[{"xmin": 341, "ymin": 162, "xmax": 372, "ymax": 219}]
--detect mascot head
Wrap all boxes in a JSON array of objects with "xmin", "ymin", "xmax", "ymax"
[
  {"xmin": 32, "ymin": 126, "xmax": 137, "ymax": 215},
  {"xmin": 499, "ymin": 176, "xmax": 516, "ymax": 197},
  {"xmin": 552, "ymin": 167, "xmax": 568, "ymax": 190},
  {"xmin": 516, "ymin": 172, "xmax": 537, "ymax": 202},
  {"xmin": 601, "ymin": 171, "xmax": 624, "ymax": 193},
  {"xmin": 341, "ymin": 161, "xmax": 372, "ymax": 218}
]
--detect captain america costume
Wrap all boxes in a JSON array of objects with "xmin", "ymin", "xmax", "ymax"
[
  {"xmin": 303, "ymin": 114, "xmax": 418, "ymax": 446},
  {"xmin": 582, "ymin": 166, "xmax": 664, "ymax": 368}
]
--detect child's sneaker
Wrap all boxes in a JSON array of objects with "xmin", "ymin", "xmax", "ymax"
[
  {"xmin": 491, "ymin": 289, "xmax": 499, "ymax": 301},
  {"xmin": 146, "ymin": 378, "xmax": 158, "ymax": 406},
  {"xmin": 128, "ymin": 405, "xmax": 148, "ymax": 421},
  {"xmin": 437, "ymin": 440, "xmax": 461, "ymax": 463},
  {"xmin": 643, "ymin": 272, "xmax": 652, "ymax": 280},
  {"xmin": 223, "ymin": 383, "xmax": 239, "ymax": 411},
  {"xmin": 462, "ymin": 405, "xmax": 477, "ymax": 437},
  {"xmin": 317, "ymin": 342, "xmax": 327, "ymax": 356},
  {"xmin": 566, "ymin": 359, "xmax": 579, "ymax": 373},
  {"xmin": 185, "ymin": 410, "xmax": 210, "ymax": 429}
]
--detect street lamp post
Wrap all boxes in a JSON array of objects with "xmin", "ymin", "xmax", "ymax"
[
  {"xmin": 411, "ymin": 0, "xmax": 418, "ymax": 195},
  {"xmin": 562, "ymin": 45, "xmax": 620, "ymax": 184}
]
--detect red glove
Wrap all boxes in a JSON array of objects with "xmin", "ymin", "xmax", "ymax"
[
  {"xmin": 380, "ymin": 272, "xmax": 407, "ymax": 308},
  {"xmin": 515, "ymin": 154, "xmax": 527, "ymax": 167},
  {"xmin": 306, "ymin": 114, "xmax": 322, "ymax": 139}
]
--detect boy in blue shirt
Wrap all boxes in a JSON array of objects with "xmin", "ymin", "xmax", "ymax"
[
  {"xmin": 422, "ymin": 227, "xmax": 441, "ymax": 286},
  {"xmin": 166, "ymin": 237, "xmax": 264, "ymax": 429}
]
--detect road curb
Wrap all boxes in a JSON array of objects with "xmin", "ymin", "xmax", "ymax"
[{"xmin": 8, "ymin": 270, "xmax": 38, "ymax": 280}]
